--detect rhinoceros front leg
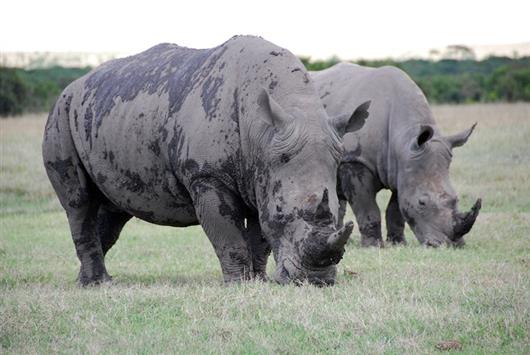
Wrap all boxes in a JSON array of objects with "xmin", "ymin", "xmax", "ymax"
[
  {"xmin": 338, "ymin": 162, "xmax": 383, "ymax": 247},
  {"xmin": 385, "ymin": 191, "xmax": 406, "ymax": 245},
  {"xmin": 336, "ymin": 198, "xmax": 348, "ymax": 229},
  {"xmin": 191, "ymin": 180, "xmax": 253, "ymax": 283},
  {"xmin": 246, "ymin": 215, "xmax": 271, "ymax": 281}
]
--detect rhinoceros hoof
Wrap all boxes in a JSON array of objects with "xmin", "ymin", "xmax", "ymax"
[
  {"xmin": 253, "ymin": 271, "xmax": 270, "ymax": 282},
  {"xmin": 387, "ymin": 234, "xmax": 407, "ymax": 245},
  {"xmin": 361, "ymin": 236, "xmax": 384, "ymax": 248},
  {"xmin": 77, "ymin": 269, "xmax": 113, "ymax": 287},
  {"xmin": 451, "ymin": 238, "xmax": 466, "ymax": 248}
]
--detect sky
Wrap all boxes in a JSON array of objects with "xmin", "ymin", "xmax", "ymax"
[{"xmin": 1, "ymin": 0, "xmax": 529, "ymax": 59}]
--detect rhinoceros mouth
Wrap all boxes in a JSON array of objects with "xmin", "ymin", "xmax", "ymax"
[{"xmin": 273, "ymin": 257, "xmax": 336, "ymax": 286}]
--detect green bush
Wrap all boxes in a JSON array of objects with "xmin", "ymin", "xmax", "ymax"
[
  {"xmin": 0, "ymin": 68, "xmax": 28, "ymax": 116},
  {"xmin": 0, "ymin": 66, "xmax": 91, "ymax": 117}
]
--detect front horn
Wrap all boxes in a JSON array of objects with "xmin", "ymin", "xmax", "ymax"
[{"xmin": 452, "ymin": 198, "xmax": 482, "ymax": 240}]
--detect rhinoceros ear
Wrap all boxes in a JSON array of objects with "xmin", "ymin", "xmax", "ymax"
[
  {"xmin": 446, "ymin": 122, "xmax": 477, "ymax": 148},
  {"xmin": 257, "ymin": 88, "xmax": 292, "ymax": 129},
  {"xmin": 330, "ymin": 100, "xmax": 371, "ymax": 138}
]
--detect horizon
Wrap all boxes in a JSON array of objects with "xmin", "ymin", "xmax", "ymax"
[{"xmin": 2, "ymin": 42, "xmax": 529, "ymax": 69}]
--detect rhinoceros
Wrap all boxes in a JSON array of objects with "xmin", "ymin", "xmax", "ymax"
[
  {"xmin": 42, "ymin": 36, "xmax": 369, "ymax": 286},
  {"xmin": 311, "ymin": 63, "xmax": 481, "ymax": 247}
]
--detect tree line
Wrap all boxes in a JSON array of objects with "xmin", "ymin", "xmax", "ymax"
[{"xmin": 1, "ymin": 56, "xmax": 529, "ymax": 116}]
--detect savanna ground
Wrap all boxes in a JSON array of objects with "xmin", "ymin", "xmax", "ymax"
[{"xmin": 1, "ymin": 103, "xmax": 529, "ymax": 354}]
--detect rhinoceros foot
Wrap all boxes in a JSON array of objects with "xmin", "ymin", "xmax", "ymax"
[
  {"xmin": 387, "ymin": 233, "xmax": 407, "ymax": 245},
  {"xmin": 77, "ymin": 267, "xmax": 113, "ymax": 287},
  {"xmin": 361, "ymin": 236, "xmax": 384, "ymax": 248}
]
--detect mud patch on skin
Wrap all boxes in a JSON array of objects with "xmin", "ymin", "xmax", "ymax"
[
  {"xmin": 82, "ymin": 42, "xmax": 228, "ymax": 132},
  {"xmin": 121, "ymin": 170, "xmax": 147, "ymax": 194},
  {"xmin": 201, "ymin": 75, "xmax": 224, "ymax": 121},
  {"xmin": 218, "ymin": 193, "xmax": 244, "ymax": 228},
  {"xmin": 230, "ymin": 89, "xmax": 239, "ymax": 124},
  {"xmin": 337, "ymin": 163, "xmax": 364, "ymax": 198},
  {"xmin": 84, "ymin": 103, "xmax": 94, "ymax": 148},
  {"xmin": 47, "ymin": 158, "xmax": 74, "ymax": 180},
  {"xmin": 64, "ymin": 94, "xmax": 73, "ymax": 117},
  {"xmin": 73, "ymin": 109, "xmax": 79, "ymax": 131},
  {"xmin": 272, "ymin": 180, "xmax": 282, "ymax": 196},
  {"xmin": 168, "ymin": 126, "xmax": 188, "ymax": 172},
  {"xmin": 147, "ymin": 139, "xmax": 161, "ymax": 157}
]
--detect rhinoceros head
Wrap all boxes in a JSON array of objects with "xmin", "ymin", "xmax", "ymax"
[
  {"xmin": 397, "ymin": 123, "xmax": 481, "ymax": 247},
  {"xmin": 254, "ymin": 89, "xmax": 369, "ymax": 285}
]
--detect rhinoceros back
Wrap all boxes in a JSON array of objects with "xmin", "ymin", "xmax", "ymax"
[{"xmin": 49, "ymin": 43, "xmax": 233, "ymax": 225}]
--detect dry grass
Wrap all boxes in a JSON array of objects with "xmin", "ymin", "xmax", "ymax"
[{"xmin": 1, "ymin": 104, "xmax": 529, "ymax": 354}]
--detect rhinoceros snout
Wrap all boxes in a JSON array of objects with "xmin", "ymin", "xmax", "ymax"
[
  {"xmin": 273, "ymin": 258, "xmax": 337, "ymax": 286},
  {"xmin": 453, "ymin": 198, "xmax": 482, "ymax": 239}
]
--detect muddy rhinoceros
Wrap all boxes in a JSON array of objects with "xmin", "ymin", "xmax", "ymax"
[
  {"xmin": 311, "ymin": 63, "xmax": 481, "ymax": 247},
  {"xmin": 42, "ymin": 36, "xmax": 369, "ymax": 286}
]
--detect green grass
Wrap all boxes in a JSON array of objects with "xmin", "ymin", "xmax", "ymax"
[{"xmin": 1, "ymin": 104, "xmax": 529, "ymax": 354}]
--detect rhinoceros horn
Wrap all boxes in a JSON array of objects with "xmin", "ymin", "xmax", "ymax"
[
  {"xmin": 299, "ymin": 189, "xmax": 354, "ymax": 265},
  {"xmin": 452, "ymin": 198, "xmax": 482, "ymax": 240},
  {"xmin": 327, "ymin": 220, "xmax": 354, "ymax": 253},
  {"xmin": 301, "ymin": 220, "xmax": 354, "ymax": 266}
]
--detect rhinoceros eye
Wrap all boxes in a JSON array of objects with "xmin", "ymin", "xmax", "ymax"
[{"xmin": 418, "ymin": 195, "xmax": 428, "ymax": 207}]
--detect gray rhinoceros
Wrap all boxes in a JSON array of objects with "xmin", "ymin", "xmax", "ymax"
[
  {"xmin": 43, "ymin": 36, "xmax": 368, "ymax": 286},
  {"xmin": 311, "ymin": 63, "xmax": 481, "ymax": 247}
]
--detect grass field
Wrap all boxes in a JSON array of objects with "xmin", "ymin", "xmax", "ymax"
[{"xmin": 1, "ymin": 104, "xmax": 529, "ymax": 354}]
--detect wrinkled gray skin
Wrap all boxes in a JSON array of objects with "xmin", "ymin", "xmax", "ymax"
[
  {"xmin": 311, "ymin": 63, "xmax": 481, "ymax": 247},
  {"xmin": 43, "ymin": 36, "xmax": 367, "ymax": 286}
]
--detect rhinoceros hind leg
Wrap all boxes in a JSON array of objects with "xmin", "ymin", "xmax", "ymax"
[
  {"xmin": 49, "ymin": 163, "xmax": 111, "ymax": 286},
  {"xmin": 385, "ymin": 191, "xmax": 406, "ymax": 245},
  {"xmin": 191, "ymin": 179, "xmax": 253, "ymax": 283},
  {"xmin": 68, "ymin": 198, "xmax": 113, "ymax": 286},
  {"xmin": 96, "ymin": 204, "xmax": 132, "ymax": 256},
  {"xmin": 339, "ymin": 162, "xmax": 384, "ymax": 248},
  {"xmin": 43, "ymin": 109, "xmax": 112, "ymax": 286}
]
